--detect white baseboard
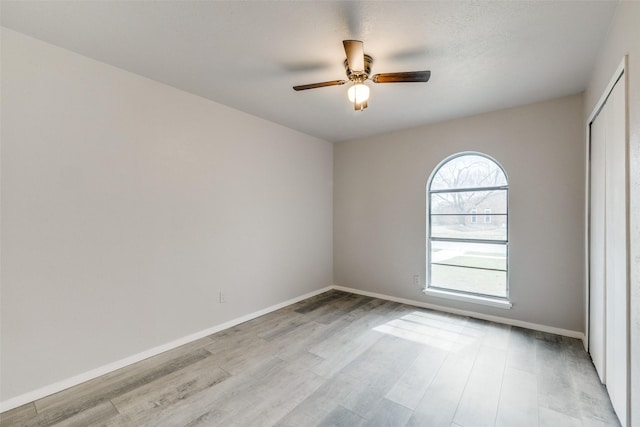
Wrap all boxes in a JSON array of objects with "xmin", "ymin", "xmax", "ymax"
[
  {"xmin": 333, "ymin": 285, "xmax": 586, "ymax": 341},
  {"xmin": 0, "ymin": 285, "xmax": 333, "ymax": 413}
]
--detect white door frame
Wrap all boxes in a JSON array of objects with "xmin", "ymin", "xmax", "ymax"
[
  {"xmin": 584, "ymin": 56, "xmax": 627, "ymax": 350},
  {"xmin": 584, "ymin": 55, "xmax": 629, "ymax": 425}
]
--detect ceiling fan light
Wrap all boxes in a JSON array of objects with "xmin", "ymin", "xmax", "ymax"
[{"xmin": 347, "ymin": 83, "xmax": 370, "ymax": 104}]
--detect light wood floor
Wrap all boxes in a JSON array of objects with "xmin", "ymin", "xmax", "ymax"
[{"xmin": 1, "ymin": 290, "xmax": 620, "ymax": 427}]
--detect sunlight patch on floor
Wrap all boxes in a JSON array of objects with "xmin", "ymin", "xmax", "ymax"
[{"xmin": 373, "ymin": 311, "xmax": 477, "ymax": 352}]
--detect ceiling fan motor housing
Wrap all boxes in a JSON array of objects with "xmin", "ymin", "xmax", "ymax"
[{"xmin": 344, "ymin": 54, "xmax": 373, "ymax": 81}]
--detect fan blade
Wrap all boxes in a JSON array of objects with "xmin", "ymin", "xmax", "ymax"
[
  {"xmin": 372, "ymin": 71, "xmax": 431, "ymax": 83},
  {"xmin": 293, "ymin": 80, "xmax": 346, "ymax": 91},
  {"xmin": 343, "ymin": 40, "xmax": 365, "ymax": 73}
]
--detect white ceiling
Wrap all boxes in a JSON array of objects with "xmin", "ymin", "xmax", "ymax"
[{"xmin": 1, "ymin": 1, "xmax": 618, "ymax": 142}]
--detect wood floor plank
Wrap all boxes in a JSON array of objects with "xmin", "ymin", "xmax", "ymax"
[
  {"xmin": 566, "ymin": 353, "xmax": 620, "ymax": 425},
  {"xmin": 205, "ymin": 336, "xmax": 280, "ymax": 375},
  {"xmin": 452, "ymin": 344, "xmax": 507, "ymax": 427},
  {"xmin": 309, "ymin": 306, "xmax": 390, "ymax": 378},
  {"xmin": 340, "ymin": 336, "xmax": 422, "ymax": 417},
  {"xmin": 505, "ymin": 326, "xmax": 537, "ymax": 374},
  {"xmin": 406, "ymin": 335, "xmax": 481, "ymax": 427},
  {"xmin": 339, "ymin": 334, "xmax": 421, "ymax": 381},
  {"xmin": 561, "ymin": 336, "xmax": 591, "ymax": 361},
  {"xmin": 495, "ymin": 366, "xmax": 538, "ymax": 427},
  {"xmin": 483, "ymin": 322, "xmax": 512, "ymax": 351},
  {"xmin": 0, "ymin": 403, "xmax": 37, "ymax": 427},
  {"xmin": 539, "ymin": 406, "xmax": 582, "ymax": 427},
  {"xmin": 30, "ymin": 348, "xmax": 211, "ymax": 426},
  {"xmin": 231, "ymin": 361, "xmax": 325, "ymax": 427},
  {"xmin": 535, "ymin": 334, "xmax": 582, "ymax": 417},
  {"xmin": 294, "ymin": 291, "xmax": 349, "ymax": 314},
  {"xmin": 285, "ymin": 290, "xmax": 343, "ymax": 313},
  {"xmin": 48, "ymin": 401, "xmax": 119, "ymax": 427},
  {"xmin": 139, "ymin": 360, "xmax": 281, "ymax": 426},
  {"xmin": 385, "ymin": 345, "xmax": 448, "ymax": 410},
  {"xmin": 176, "ymin": 357, "xmax": 323, "ymax": 427},
  {"xmin": 340, "ymin": 297, "xmax": 389, "ymax": 322},
  {"xmin": 371, "ymin": 311, "xmax": 467, "ymax": 352},
  {"xmin": 312, "ymin": 294, "xmax": 374, "ymax": 325},
  {"xmin": 363, "ymin": 398, "xmax": 413, "ymax": 427},
  {"xmin": 258, "ymin": 318, "xmax": 310, "ymax": 341},
  {"xmin": 307, "ymin": 300, "xmax": 401, "ymax": 360},
  {"xmin": 235, "ymin": 308, "xmax": 307, "ymax": 340},
  {"xmin": 399, "ymin": 309, "xmax": 468, "ymax": 335},
  {"xmin": 310, "ymin": 332, "xmax": 383, "ymax": 380},
  {"xmin": 274, "ymin": 372, "xmax": 360, "ymax": 427},
  {"xmin": 317, "ymin": 405, "xmax": 367, "ymax": 427},
  {"xmin": 274, "ymin": 318, "xmax": 350, "ymax": 362},
  {"xmin": 581, "ymin": 416, "xmax": 622, "ymax": 427},
  {"xmin": 110, "ymin": 355, "xmax": 230, "ymax": 423}
]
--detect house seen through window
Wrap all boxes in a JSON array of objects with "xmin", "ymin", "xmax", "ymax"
[{"xmin": 427, "ymin": 152, "xmax": 508, "ymax": 299}]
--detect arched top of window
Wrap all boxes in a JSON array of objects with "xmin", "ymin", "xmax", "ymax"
[{"xmin": 430, "ymin": 153, "xmax": 507, "ymax": 191}]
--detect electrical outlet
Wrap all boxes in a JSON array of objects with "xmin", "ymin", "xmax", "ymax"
[
  {"xmin": 219, "ymin": 291, "xmax": 226, "ymax": 303},
  {"xmin": 412, "ymin": 275, "xmax": 420, "ymax": 286}
]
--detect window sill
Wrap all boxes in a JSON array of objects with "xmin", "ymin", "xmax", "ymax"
[{"xmin": 422, "ymin": 288, "xmax": 512, "ymax": 309}]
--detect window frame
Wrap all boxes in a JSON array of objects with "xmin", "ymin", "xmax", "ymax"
[{"xmin": 426, "ymin": 152, "xmax": 510, "ymax": 305}]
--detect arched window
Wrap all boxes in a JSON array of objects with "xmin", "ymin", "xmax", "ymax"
[{"xmin": 427, "ymin": 153, "xmax": 509, "ymax": 301}]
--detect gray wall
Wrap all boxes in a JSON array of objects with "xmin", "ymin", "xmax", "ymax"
[
  {"xmin": 0, "ymin": 29, "xmax": 333, "ymax": 402},
  {"xmin": 584, "ymin": 1, "xmax": 640, "ymax": 423},
  {"xmin": 334, "ymin": 93, "xmax": 585, "ymax": 332}
]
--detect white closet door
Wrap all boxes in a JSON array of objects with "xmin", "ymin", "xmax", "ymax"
[
  {"xmin": 589, "ymin": 110, "xmax": 606, "ymax": 382},
  {"xmin": 604, "ymin": 76, "xmax": 627, "ymax": 425},
  {"xmin": 589, "ymin": 72, "xmax": 628, "ymax": 427}
]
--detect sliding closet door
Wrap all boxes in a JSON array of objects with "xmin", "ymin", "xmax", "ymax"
[
  {"xmin": 589, "ymin": 70, "xmax": 628, "ymax": 426},
  {"xmin": 589, "ymin": 112, "xmax": 606, "ymax": 382},
  {"xmin": 603, "ymin": 76, "xmax": 627, "ymax": 424}
]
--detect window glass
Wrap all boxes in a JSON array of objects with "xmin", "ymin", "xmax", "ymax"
[
  {"xmin": 427, "ymin": 153, "xmax": 508, "ymax": 299},
  {"xmin": 429, "ymin": 154, "xmax": 507, "ymax": 190}
]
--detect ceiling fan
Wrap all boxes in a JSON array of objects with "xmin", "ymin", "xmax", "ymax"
[{"xmin": 293, "ymin": 40, "xmax": 431, "ymax": 111}]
